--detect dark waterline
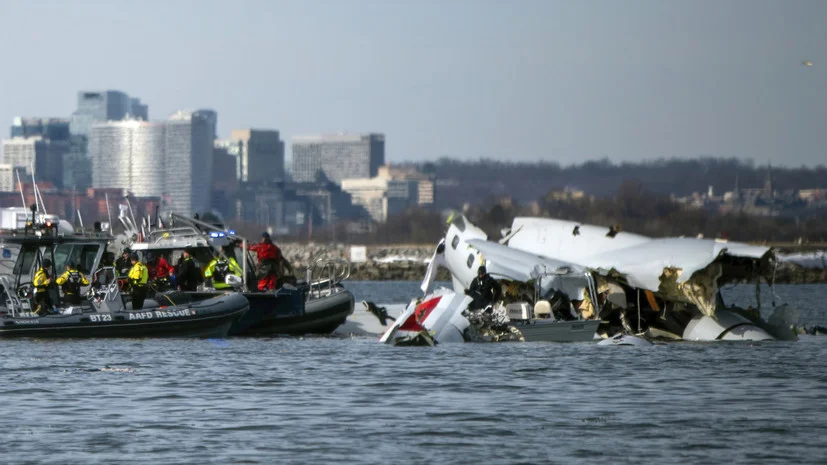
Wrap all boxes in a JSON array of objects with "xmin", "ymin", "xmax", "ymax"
[{"xmin": 1, "ymin": 282, "xmax": 826, "ymax": 464}]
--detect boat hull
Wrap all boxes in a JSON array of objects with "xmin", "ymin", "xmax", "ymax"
[
  {"xmin": 511, "ymin": 319, "xmax": 601, "ymax": 342},
  {"xmin": 0, "ymin": 293, "xmax": 248, "ymax": 338},
  {"xmin": 237, "ymin": 288, "xmax": 355, "ymax": 336},
  {"xmin": 159, "ymin": 286, "xmax": 355, "ymax": 336}
]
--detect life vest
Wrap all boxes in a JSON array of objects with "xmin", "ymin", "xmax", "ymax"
[
  {"xmin": 62, "ymin": 269, "xmax": 83, "ymax": 295},
  {"xmin": 212, "ymin": 259, "xmax": 230, "ymax": 283}
]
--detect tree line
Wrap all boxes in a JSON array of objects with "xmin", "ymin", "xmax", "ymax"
[{"xmin": 407, "ymin": 157, "xmax": 827, "ymax": 209}]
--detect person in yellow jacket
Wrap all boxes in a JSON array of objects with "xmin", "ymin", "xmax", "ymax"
[
  {"xmin": 128, "ymin": 253, "xmax": 149, "ymax": 310},
  {"xmin": 204, "ymin": 247, "xmax": 243, "ymax": 290},
  {"xmin": 32, "ymin": 258, "xmax": 54, "ymax": 316},
  {"xmin": 56, "ymin": 261, "xmax": 90, "ymax": 306}
]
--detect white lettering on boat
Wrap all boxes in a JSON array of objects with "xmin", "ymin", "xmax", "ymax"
[
  {"xmin": 89, "ymin": 314, "xmax": 113, "ymax": 322},
  {"xmin": 128, "ymin": 309, "xmax": 197, "ymax": 320}
]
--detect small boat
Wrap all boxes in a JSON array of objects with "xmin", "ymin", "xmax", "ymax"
[
  {"xmin": 0, "ymin": 290, "xmax": 248, "ymax": 338},
  {"xmin": 0, "ymin": 220, "xmax": 247, "ymax": 338},
  {"xmin": 127, "ymin": 213, "xmax": 354, "ymax": 336}
]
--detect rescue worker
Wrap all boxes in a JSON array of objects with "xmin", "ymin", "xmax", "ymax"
[
  {"xmin": 465, "ymin": 265, "xmax": 501, "ymax": 309},
  {"xmin": 115, "ymin": 247, "xmax": 133, "ymax": 277},
  {"xmin": 175, "ymin": 248, "xmax": 201, "ymax": 292},
  {"xmin": 204, "ymin": 246, "xmax": 243, "ymax": 290},
  {"xmin": 146, "ymin": 251, "xmax": 174, "ymax": 292},
  {"xmin": 56, "ymin": 261, "xmax": 90, "ymax": 306},
  {"xmin": 128, "ymin": 253, "xmax": 149, "ymax": 310},
  {"xmin": 146, "ymin": 252, "xmax": 174, "ymax": 281},
  {"xmin": 246, "ymin": 232, "xmax": 282, "ymax": 291},
  {"xmin": 33, "ymin": 258, "xmax": 54, "ymax": 316}
]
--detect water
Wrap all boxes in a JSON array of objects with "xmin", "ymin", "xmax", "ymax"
[{"xmin": 1, "ymin": 282, "xmax": 826, "ymax": 464}]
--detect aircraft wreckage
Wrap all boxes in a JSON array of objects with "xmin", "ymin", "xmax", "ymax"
[{"xmin": 379, "ymin": 215, "xmax": 799, "ymax": 346}]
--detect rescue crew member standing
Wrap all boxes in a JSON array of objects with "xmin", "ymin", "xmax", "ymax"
[
  {"xmin": 465, "ymin": 265, "xmax": 501, "ymax": 309},
  {"xmin": 115, "ymin": 248, "xmax": 133, "ymax": 278},
  {"xmin": 146, "ymin": 252, "xmax": 174, "ymax": 280},
  {"xmin": 128, "ymin": 253, "xmax": 149, "ymax": 310},
  {"xmin": 56, "ymin": 261, "xmax": 90, "ymax": 306},
  {"xmin": 33, "ymin": 258, "xmax": 54, "ymax": 315},
  {"xmin": 246, "ymin": 232, "xmax": 281, "ymax": 291},
  {"xmin": 204, "ymin": 246, "xmax": 243, "ymax": 290},
  {"xmin": 175, "ymin": 248, "xmax": 201, "ymax": 291}
]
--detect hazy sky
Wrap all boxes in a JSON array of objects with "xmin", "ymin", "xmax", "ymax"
[{"xmin": 0, "ymin": 0, "xmax": 825, "ymax": 166}]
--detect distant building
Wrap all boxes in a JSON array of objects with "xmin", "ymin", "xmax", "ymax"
[
  {"xmin": 89, "ymin": 120, "xmax": 166, "ymax": 198},
  {"xmin": 65, "ymin": 135, "xmax": 92, "ymax": 189},
  {"xmin": 231, "ymin": 129, "xmax": 285, "ymax": 183},
  {"xmin": 0, "ymin": 136, "xmax": 65, "ymax": 189},
  {"xmin": 340, "ymin": 176, "xmax": 416, "ymax": 222},
  {"xmin": 4, "ymin": 117, "xmax": 71, "ymax": 188},
  {"xmin": 10, "ymin": 117, "xmax": 70, "ymax": 140},
  {"xmin": 68, "ymin": 90, "xmax": 148, "ymax": 190},
  {"xmin": 0, "ymin": 164, "xmax": 15, "ymax": 193},
  {"xmin": 376, "ymin": 164, "xmax": 436, "ymax": 207},
  {"xmin": 70, "ymin": 90, "xmax": 133, "ymax": 136},
  {"xmin": 291, "ymin": 133, "xmax": 384, "ymax": 184},
  {"xmin": 212, "ymin": 140, "xmax": 240, "ymax": 219},
  {"xmin": 89, "ymin": 111, "xmax": 214, "ymax": 216},
  {"xmin": 130, "ymin": 98, "xmax": 149, "ymax": 121},
  {"xmin": 166, "ymin": 112, "xmax": 214, "ymax": 215}
]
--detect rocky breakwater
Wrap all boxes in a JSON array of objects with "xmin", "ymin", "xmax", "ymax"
[{"xmin": 278, "ymin": 243, "xmax": 452, "ymax": 282}]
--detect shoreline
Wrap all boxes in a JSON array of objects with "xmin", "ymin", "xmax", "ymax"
[{"xmin": 279, "ymin": 242, "xmax": 827, "ymax": 283}]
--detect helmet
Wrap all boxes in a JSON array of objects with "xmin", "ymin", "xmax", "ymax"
[
  {"xmin": 122, "ymin": 247, "xmax": 131, "ymax": 254},
  {"xmin": 478, "ymin": 265, "xmax": 486, "ymax": 275},
  {"xmin": 261, "ymin": 232, "xmax": 271, "ymax": 239},
  {"xmin": 67, "ymin": 261, "xmax": 77, "ymax": 269},
  {"xmin": 42, "ymin": 258, "xmax": 52, "ymax": 267},
  {"xmin": 130, "ymin": 253, "xmax": 139, "ymax": 261}
]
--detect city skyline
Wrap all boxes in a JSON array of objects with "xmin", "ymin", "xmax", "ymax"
[{"xmin": 0, "ymin": 0, "xmax": 825, "ymax": 167}]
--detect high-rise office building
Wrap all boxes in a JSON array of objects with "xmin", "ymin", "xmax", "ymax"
[
  {"xmin": 89, "ymin": 111, "xmax": 214, "ymax": 216},
  {"xmin": 167, "ymin": 111, "xmax": 215, "ymax": 216},
  {"xmin": 230, "ymin": 129, "xmax": 285, "ymax": 183},
  {"xmin": 69, "ymin": 90, "xmax": 148, "ymax": 190},
  {"xmin": 5, "ymin": 117, "xmax": 70, "ymax": 188},
  {"xmin": 70, "ymin": 90, "xmax": 132, "ymax": 136},
  {"xmin": 0, "ymin": 136, "xmax": 65, "ymax": 188},
  {"xmin": 291, "ymin": 133, "xmax": 384, "ymax": 184},
  {"xmin": 130, "ymin": 98, "xmax": 149, "ymax": 121},
  {"xmin": 89, "ymin": 120, "xmax": 166, "ymax": 198},
  {"xmin": 10, "ymin": 117, "xmax": 70, "ymax": 140},
  {"xmin": 0, "ymin": 164, "xmax": 15, "ymax": 193}
]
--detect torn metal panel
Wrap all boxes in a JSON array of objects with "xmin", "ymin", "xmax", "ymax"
[{"xmin": 506, "ymin": 216, "xmax": 773, "ymax": 315}]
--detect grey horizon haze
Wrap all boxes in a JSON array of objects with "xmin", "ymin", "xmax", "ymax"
[{"xmin": 0, "ymin": 0, "xmax": 825, "ymax": 167}]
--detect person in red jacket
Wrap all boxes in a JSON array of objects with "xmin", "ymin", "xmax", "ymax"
[
  {"xmin": 247, "ymin": 232, "xmax": 281, "ymax": 291},
  {"xmin": 146, "ymin": 252, "xmax": 174, "ymax": 280}
]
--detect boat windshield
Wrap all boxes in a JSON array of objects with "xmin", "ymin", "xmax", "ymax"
[
  {"xmin": 12, "ymin": 248, "xmax": 38, "ymax": 277},
  {"xmin": 53, "ymin": 243, "xmax": 103, "ymax": 274}
]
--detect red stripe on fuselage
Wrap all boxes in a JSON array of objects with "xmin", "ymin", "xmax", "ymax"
[{"xmin": 398, "ymin": 296, "xmax": 443, "ymax": 332}]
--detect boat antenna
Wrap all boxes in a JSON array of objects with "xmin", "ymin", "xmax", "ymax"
[
  {"xmin": 35, "ymin": 182, "xmax": 47, "ymax": 216},
  {"xmin": 77, "ymin": 209, "xmax": 84, "ymax": 230},
  {"xmin": 29, "ymin": 163, "xmax": 40, "ymax": 213},
  {"xmin": 105, "ymin": 192, "xmax": 113, "ymax": 233},
  {"xmin": 15, "ymin": 170, "xmax": 26, "ymax": 209},
  {"xmin": 125, "ymin": 195, "xmax": 138, "ymax": 236}
]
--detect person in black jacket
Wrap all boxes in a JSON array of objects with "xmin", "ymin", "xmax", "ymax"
[
  {"xmin": 465, "ymin": 266, "xmax": 501, "ymax": 309},
  {"xmin": 175, "ymin": 248, "xmax": 202, "ymax": 291},
  {"xmin": 114, "ymin": 248, "xmax": 133, "ymax": 278}
]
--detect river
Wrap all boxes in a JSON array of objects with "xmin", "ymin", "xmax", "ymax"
[{"xmin": 1, "ymin": 282, "xmax": 825, "ymax": 464}]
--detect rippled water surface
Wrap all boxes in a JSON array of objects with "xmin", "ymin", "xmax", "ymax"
[{"xmin": 2, "ymin": 282, "xmax": 826, "ymax": 464}]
